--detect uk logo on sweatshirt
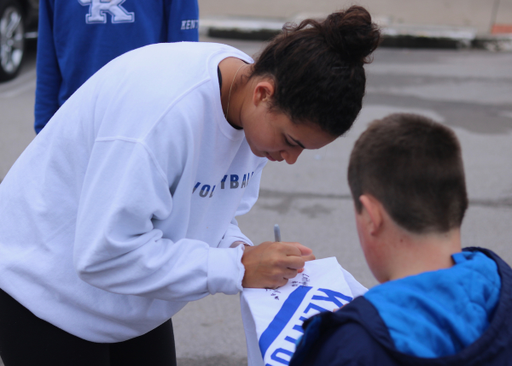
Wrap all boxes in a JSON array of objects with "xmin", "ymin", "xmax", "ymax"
[{"xmin": 78, "ymin": 0, "xmax": 135, "ymax": 24}]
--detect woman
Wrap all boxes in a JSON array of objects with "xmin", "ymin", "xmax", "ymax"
[{"xmin": 0, "ymin": 6, "xmax": 380, "ymax": 366}]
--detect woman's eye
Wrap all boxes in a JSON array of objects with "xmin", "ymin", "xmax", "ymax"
[{"xmin": 285, "ymin": 138, "xmax": 296, "ymax": 147}]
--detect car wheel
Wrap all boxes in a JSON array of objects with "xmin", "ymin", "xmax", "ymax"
[{"xmin": 0, "ymin": 0, "xmax": 25, "ymax": 82}]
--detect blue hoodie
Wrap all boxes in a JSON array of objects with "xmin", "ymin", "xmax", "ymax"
[
  {"xmin": 35, "ymin": 0, "xmax": 199, "ymax": 133},
  {"xmin": 290, "ymin": 247, "xmax": 512, "ymax": 366}
]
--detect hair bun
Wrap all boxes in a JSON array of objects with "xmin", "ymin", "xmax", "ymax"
[
  {"xmin": 321, "ymin": 6, "xmax": 380, "ymax": 65},
  {"xmin": 253, "ymin": 5, "xmax": 380, "ymax": 137}
]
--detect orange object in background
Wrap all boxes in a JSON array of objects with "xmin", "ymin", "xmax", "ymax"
[{"xmin": 491, "ymin": 24, "xmax": 512, "ymax": 34}]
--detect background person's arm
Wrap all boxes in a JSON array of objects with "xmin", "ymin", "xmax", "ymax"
[{"xmin": 34, "ymin": 0, "xmax": 62, "ymax": 133}]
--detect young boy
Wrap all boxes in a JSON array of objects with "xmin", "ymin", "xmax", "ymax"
[{"xmin": 289, "ymin": 113, "xmax": 512, "ymax": 365}]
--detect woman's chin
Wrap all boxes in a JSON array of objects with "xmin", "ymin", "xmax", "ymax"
[{"xmin": 265, "ymin": 153, "xmax": 276, "ymax": 161}]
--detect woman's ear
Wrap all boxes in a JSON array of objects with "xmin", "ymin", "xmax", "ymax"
[
  {"xmin": 252, "ymin": 80, "xmax": 274, "ymax": 106},
  {"xmin": 359, "ymin": 195, "xmax": 383, "ymax": 235}
]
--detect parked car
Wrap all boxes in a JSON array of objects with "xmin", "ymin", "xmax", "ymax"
[{"xmin": 0, "ymin": 0, "xmax": 38, "ymax": 81}]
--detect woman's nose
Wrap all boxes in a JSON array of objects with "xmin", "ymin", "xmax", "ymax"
[{"xmin": 281, "ymin": 148, "xmax": 303, "ymax": 165}]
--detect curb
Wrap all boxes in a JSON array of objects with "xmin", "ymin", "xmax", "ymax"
[
  {"xmin": 200, "ymin": 18, "xmax": 284, "ymax": 41},
  {"xmin": 199, "ymin": 17, "xmax": 512, "ymax": 51},
  {"xmin": 472, "ymin": 34, "xmax": 512, "ymax": 52}
]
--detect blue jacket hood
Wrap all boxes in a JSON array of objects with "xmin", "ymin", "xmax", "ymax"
[
  {"xmin": 364, "ymin": 250, "xmax": 501, "ymax": 358},
  {"xmin": 290, "ymin": 247, "xmax": 512, "ymax": 366}
]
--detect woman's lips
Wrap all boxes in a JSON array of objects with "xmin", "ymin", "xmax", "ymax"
[{"xmin": 265, "ymin": 153, "xmax": 276, "ymax": 161}]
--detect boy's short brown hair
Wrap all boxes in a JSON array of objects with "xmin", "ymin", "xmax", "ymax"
[{"xmin": 348, "ymin": 113, "xmax": 468, "ymax": 234}]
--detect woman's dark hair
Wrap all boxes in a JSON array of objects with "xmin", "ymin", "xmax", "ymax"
[
  {"xmin": 251, "ymin": 6, "xmax": 381, "ymax": 137},
  {"xmin": 348, "ymin": 113, "xmax": 469, "ymax": 234}
]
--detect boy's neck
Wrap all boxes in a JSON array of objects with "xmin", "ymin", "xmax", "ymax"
[{"xmin": 386, "ymin": 228, "xmax": 462, "ymax": 282}]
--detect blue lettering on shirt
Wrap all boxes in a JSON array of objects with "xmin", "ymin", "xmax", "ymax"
[
  {"xmin": 230, "ymin": 174, "xmax": 239, "ymax": 189},
  {"xmin": 261, "ymin": 287, "xmax": 353, "ymax": 365},
  {"xmin": 181, "ymin": 19, "xmax": 199, "ymax": 30},
  {"xmin": 199, "ymin": 185, "xmax": 210, "ymax": 197},
  {"xmin": 193, "ymin": 171, "xmax": 254, "ymax": 198},
  {"xmin": 78, "ymin": 0, "xmax": 135, "ymax": 24},
  {"xmin": 220, "ymin": 175, "xmax": 227, "ymax": 189}
]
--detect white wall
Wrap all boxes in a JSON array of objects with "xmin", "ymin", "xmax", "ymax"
[{"xmin": 198, "ymin": 0, "xmax": 512, "ymax": 35}]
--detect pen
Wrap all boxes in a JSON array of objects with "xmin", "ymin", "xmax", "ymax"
[{"xmin": 274, "ymin": 224, "xmax": 281, "ymax": 242}]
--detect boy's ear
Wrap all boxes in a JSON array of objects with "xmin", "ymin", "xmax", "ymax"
[
  {"xmin": 252, "ymin": 80, "xmax": 274, "ymax": 106},
  {"xmin": 359, "ymin": 195, "xmax": 383, "ymax": 235}
]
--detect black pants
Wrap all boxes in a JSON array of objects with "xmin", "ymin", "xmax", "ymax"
[{"xmin": 0, "ymin": 289, "xmax": 177, "ymax": 366}]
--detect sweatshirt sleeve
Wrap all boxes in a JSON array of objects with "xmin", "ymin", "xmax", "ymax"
[
  {"xmin": 34, "ymin": 0, "xmax": 62, "ymax": 134},
  {"xmin": 219, "ymin": 219, "xmax": 254, "ymax": 248},
  {"xmin": 74, "ymin": 139, "xmax": 245, "ymax": 301},
  {"xmin": 165, "ymin": 0, "xmax": 199, "ymax": 42}
]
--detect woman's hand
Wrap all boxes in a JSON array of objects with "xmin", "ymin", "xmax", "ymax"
[{"xmin": 241, "ymin": 241, "xmax": 315, "ymax": 289}]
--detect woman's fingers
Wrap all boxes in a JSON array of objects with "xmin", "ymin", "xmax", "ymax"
[{"xmin": 241, "ymin": 241, "xmax": 315, "ymax": 288}]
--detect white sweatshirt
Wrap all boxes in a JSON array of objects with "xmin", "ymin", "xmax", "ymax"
[{"xmin": 0, "ymin": 42, "xmax": 266, "ymax": 342}]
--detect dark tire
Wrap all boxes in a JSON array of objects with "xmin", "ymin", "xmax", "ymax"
[{"xmin": 0, "ymin": 0, "xmax": 25, "ymax": 82}]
